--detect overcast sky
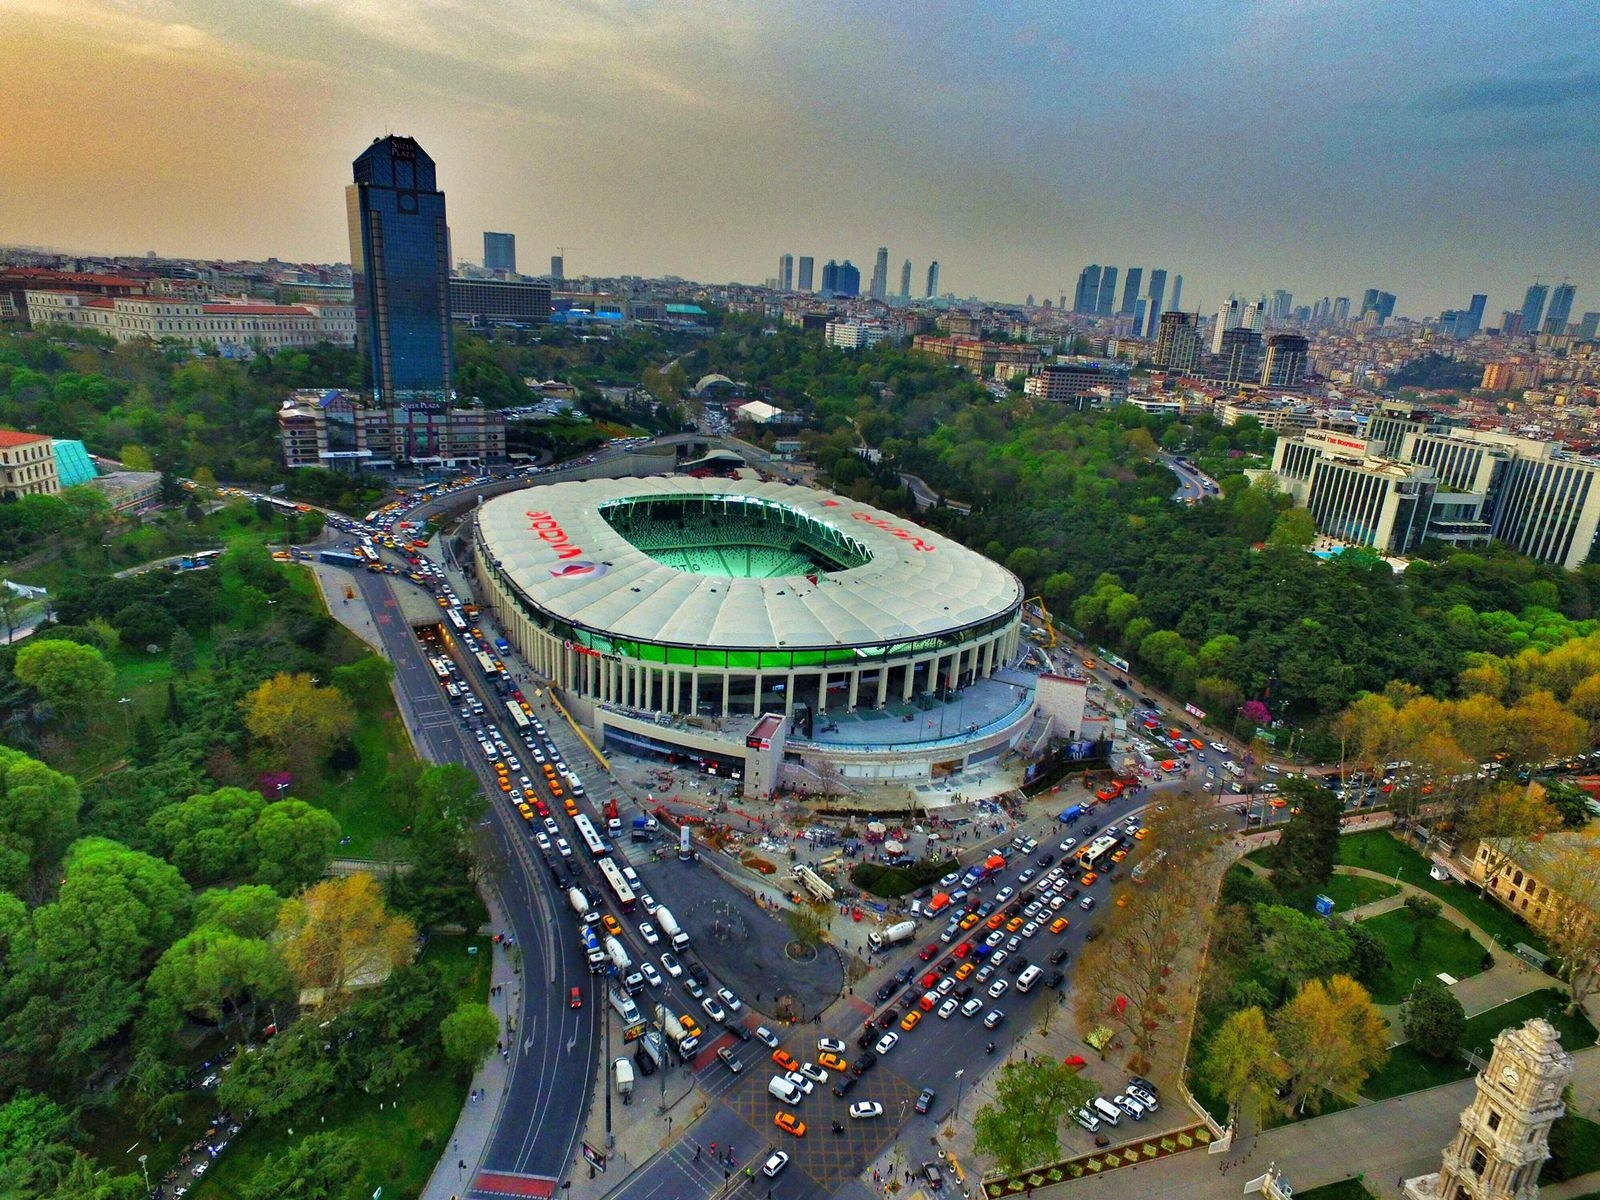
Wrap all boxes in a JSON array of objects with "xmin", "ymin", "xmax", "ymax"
[{"xmin": 4, "ymin": 0, "xmax": 1599, "ymax": 319}]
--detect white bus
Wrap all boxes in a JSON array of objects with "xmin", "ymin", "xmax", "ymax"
[
  {"xmin": 446, "ymin": 608, "xmax": 468, "ymax": 633},
  {"xmin": 573, "ymin": 813, "xmax": 608, "ymax": 859},
  {"xmin": 597, "ymin": 857, "xmax": 637, "ymax": 913},
  {"xmin": 1077, "ymin": 834, "xmax": 1120, "ymax": 870},
  {"xmin": 505, "ymin": 701, "xmax": 530, "ymax": 731}
]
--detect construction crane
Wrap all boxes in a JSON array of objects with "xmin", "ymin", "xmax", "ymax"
[{"xmin": 1023, "ymin": 595, "xmax": 1057, "ymax": 650}]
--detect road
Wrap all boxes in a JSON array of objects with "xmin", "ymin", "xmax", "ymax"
[{"xmin": 1158, "ymin": 452, "xmax": 1216, "ymax": 505}]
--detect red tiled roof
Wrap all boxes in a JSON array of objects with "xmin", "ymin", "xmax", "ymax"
[
  {"xmin": 0, "ymin": 430, "xmax": 50, "ymax": 447},
  {"xmin": 202, "ymin": 304, "xmax": 311, "ymax": 316}
]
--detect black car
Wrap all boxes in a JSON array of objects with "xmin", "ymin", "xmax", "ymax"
[
  {"xmin": 724, "ymin": 1022, "xmax": 751, "ymax": 1041},
  {"xmin": 1084, "ymin": 927, "xmax": 1102, "ymax": 942},
  {"xmin": 873, "ymin": 983, "xmax": 895, "ymax": 1004},
  {"xmin": 852, "ymin": 1051, "xmax": 878, "ymax": 1076},
  {"xmin": 914, "ymin": 1087, "xmax": 936, "ymax": 1114},
  {"xmin": 1005, "ymin": 955, "xmax": 1029, "ymax": 975},
  {"xmin": 899, "ymin": 988, "xmax": 921, "ymax": 1009},
  {"xmin": 833, "ymin": 1074, "xmax": 859, "ymax": 1097},
  {"xmin": 894, "ymin": 967, "xmax": 915, "ymax": 987},
  {"xmin": 954, "ymin": 983, "xmax": 974, "ymax": 1000},
  {"xmin": 857, "ymin": 1030, "xmax": 877, "ymax": 1051},
  {"xmin": 879, "ymin": 1010, "xmax": 900, "ymax": 1030},
  {"xmin": 1045, "ymin": 970, "xmax": 1065, "ymax": 989},
  {"xmin": 1036, "ymin": 853, "xmax": 1055, "ymax": 868},
  {"xmin": 1049, "ymin": 947, "xmax": 1070, "ymax": 965}
]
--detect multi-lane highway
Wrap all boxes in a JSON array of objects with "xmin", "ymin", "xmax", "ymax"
[{"xmin": 1160, "ymin": 451, "xmax": 1218, "ymax": 504}]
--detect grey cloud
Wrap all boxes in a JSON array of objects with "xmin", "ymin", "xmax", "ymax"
[{"xmin": 1434, "ymin": 70, "xmax": 1600, "ymax": 112}]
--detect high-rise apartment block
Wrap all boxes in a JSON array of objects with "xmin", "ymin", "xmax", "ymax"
[
  {"xmin": 778, "ymin": 253, "xmax": 794, "ymax": 292},
  {"xmin": 1261, "ymin": 333, "xmax": 1310, "ymax": 388},
  {"xmin": 1144, "ymin": 269, "xmax": 1168, "ymax": 338},
  {"xmin": 798, "ymin": 256, "xmax": 815, "ymax": 292},
  {"xmin": 1580, "ymin": 312, "xmax": 1600, "ymax": 341},
  {"xmin": 1153, "ymin": 310, "xmax": 1202, "ymax": 372},
  {"xmin": 346, "ymin": 135, "xmax": 453, "ymax": 406},
  {"xmin": 870, "ymin": 247, "xmax": 889, "ymax": 301},
  {"xmin": 1211, "ymin": 296, "xmax": 1242, "ymax": 354},
  {"xmin": 926, "ymin": 261, "xmax": 940, "ymax": 299},
  {"xmin": 1521, "ymin": 283, "xmax": 1549, "ymax": 335},
  {"xmin": 1095, "ymin": 267, "xmax": 1118, "ymax": 317},
  {"xmin": 1216, "ymin": 327, "xmax": 1262, "ymax": 385},
  {"xmin": 1169, "ymin": 274, "xmax": 1182, "ymax": 313},
  {"xmin": 550, "ymin": 255, "xmax": 564, "ymax": 283},
  {"xmin": 1270, "ymin": 289, "xmax": 1293, "ymax": 323},
  {"xmin": 899, "ymin": 259, "xmax": 912, "ymax": 301},
  {"xmin": 1074, "ymin": 265, "xmax": 1101, "ymax": 315},
  {"xmin": 1119, "ymin": 267, "xmax": 1143, "ymax": 316},
  {"xmin": 1545, "ymin": 282, "xmax": 1576, "ymax": 333},
  {"xmin": 483, "ymin": 231, "xmax": 516, "ymax": 274}
]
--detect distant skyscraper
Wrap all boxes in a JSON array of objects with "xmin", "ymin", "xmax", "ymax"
[
  {"xmin": 1170, "ymin": 274, "xmax": 1183, "ymax": 313},
  {"xmin": 821, "ymin": 259, "xmax": 839, "ymax": 295},
  {"xmin": 1243, "ymin": 300, "xmax": 1266, "ymax": 333},
  {"xmin": 870, "ymin": 247, "xmax": 889, "ymax": 301},
  {"xmin": 1119, "ymin": 267, "xmax": 1143, "ymax": 316},
  {"xmin": 1463, "ymin": 294, "xmax": 1487, "ymax": 338},
  {"xmin": 1359, "ymin": 289, "xmax": 1396, "ymax": 326},
  {"xmin": 1332, "ymin": 296, "xmax": 1350, "ymax": 325},
  {"xmin": 778, "ymin": 253, "xmax": 794, "ymax": 291},
  {"xmin": 1153, "ymin": 310, "xmax": 1202, "ymax": 372},
  {"xmin": 1546, "ymin": 282, "xmax": 1576, "ymax": 332},
  {"xmin": 1096, "ymin": 267, "xmax": 1118, "ymax": 317},
  {"xmin": 550, "ymin": 255, "xmax": 564, "ymax": 283},
  {"xmin": 346, "ymin": 135, "xmax": 453, "ymax": 407},
  {"xmin": 1132, "ymin": 297, "xmax": 1149, "ymax": 336},
  {"xmin": 835, "ymin": 260, "xmax": 861, "ymax": 298},
  {"xmin": 1074, "ymin": 265, "xmax": 1101, "ymax": 314},
  {"xmin": 1144, "ymin": 269, "xmax": 1168, "ymax": 338},
  {"xmin": 798, "ymin": 256, "xmax": 814, "ymax": 292},
  {"xmin": 1270, "ymin": 289, "xmax": 1293, "ymax": 323},
  {"xmin": 899, "ymin": 259, "xmax": 912, "ymax": 301},
  {"xmin": 1211, "ymin": 296, "xmax": 1242, "ymax": 354},
  {"xmin": 1580, "ymin": 312, "xmax": 1600, "ymax": 341},
  {"xmin": 483, "ymin": 231, "xmax": 516, "ymax": 274},
  {"xmin": 1521, "ymin": 283, "xmax": 1549, "ymax": 334},
  {"xmin": 926, "ymin": 261, "xmax": 940, "ymax": 299}
]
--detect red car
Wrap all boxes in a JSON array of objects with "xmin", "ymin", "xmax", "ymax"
[
  {"xmin": 570, "ymin": 987, "xmax": 582, "ymax": 1009},
  {"xmin": 918, "ymin": 944, "xmax": 938, "ymax": 961},
  {"xmin": 953, "ymin": 941, "xmax": 972, "ymax": 959},
  {"xmin": 920, "ymin": 971, "xmax": 938, "ymax": 990}
]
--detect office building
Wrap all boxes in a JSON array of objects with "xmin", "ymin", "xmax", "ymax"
[
  {"xmin": 1520, "ymin": 283, "xmax": 1549, "ymax": 335},
  {"xmin": 483, "ymin": 232, "xmax": 516, "ymax": 274},
  {"xmin": 824, "ymin": 319, "xmax": 889, "ymax": 350},
  {"xmin": 1358, "ymin": 289, "xmax": 1396, "ymax": 325},
  {"xmin": 1270, "ymin": 289, "xmax": 1293, "ymax": 323},
  {"xmin": 1261, "ymin": 333, "xmax": 1310, "ymax": 388},
  {"xmin": 925, "ymin": 261, "xmax": 939, "ymax": 299},
  {"xmin": 1242, "ymin": 300, "xmax": 1266, "ymax": 333},
  {"xmin": 278, "ymin": 388, "xmax": 505, "ymax": 471},
  {"xmin": 1023, "ymin": 359, "xmax": 1130, "ymax": 406},
  {"xmin": 1119, "ymin": 268, "xmax": 1143, "ymax": 316},
  {"xmin": 1131, "ymin": 298, "xmax": 1149, "ymax": 338},
  {"xmin": 821, "ymin": 259, "xmax": 861, "ymax": 298},
  {"xmin": 1144, "ymin": 269, "xmax": 1168, "ymax": 338},
  {"xmin": 899, "ymin": 259, "xmax": 912, "ymax": 301},
  {"xmin": 1546, "ymin": 282, "xmax": 1576, "ymax": 333},
  {"xmin": 797, "ymin": 256, "xmax": 814, "ymax": 292},
  {"xmin": 1169, "ymin": 274, "xmax": 1182, "ymax": 313},
  {"xmin": 778, "ymin": 253, "xmax": 794, "ymax": 292},
  {"xmin": 0, "ymin": 431, "xmax": 61, "ymax": 499},
  {"xmin": 1153, "ymin": 310, "xmax": 1203, "ymax": 372},
  {"xmin": 1272, "ymin": 430, "xmax": 1437, "ymax": 554},
  {"xmin": 821, "ymin": 260, "xmax": 838, "ymax": 295},
  {"xmin": 870, "ymin": 247, "xmax": 889, "ymax": 301},
  {"xmin": 550, "ymin": 255, "xmax": 564, "ymax": 283},
  {"xmin": 1464, "ymin": 293, "xmax": 1487, "ymax": 338},
  {"xmin": 1580, "ymin": 312, "xmax": 1600, "ymax": 342},
  {"xmin": 347, "ymin": 135, "xmax": 453, "ymax": 407},
  {"xmin": 1074, "ymin": 265, "xmax": 1101, "ymax": 315},
  {"xmin": 1096, "ymin": 267, "xmax": 1118, "ymax": 317},
  {"xmin": 448, "ymin": 278, "xmax": 552, "ymax": 327},
  {"xmin": 1216, "ymin": 327, "xmax": 1262, "ymax": 385},
  {"xmin": 1331, "ymin": 296, "xmax": 1351, "ymax": 325},
  {"xmin": 1211, "ymin": 296, "xmax": 1242, "ymax": 354}
]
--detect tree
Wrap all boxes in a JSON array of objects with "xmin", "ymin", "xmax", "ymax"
[
  {"xmin": 1198, "ymin": 1006, "xmax": 1287, "ymax": 1127},
  {"xmin": 1255, "ymin": 904, "xmax": 1351, "ymax": 990},
  {"xmin": 786, "ymin": 904, "xmax": 829, "ymax": 949},
  {"xmin": 276, "ymin": 873, "xmax": 416, "ymax": 1002},
  {"xmin": 147, "ymin": 786, "xmax": 265, "ymax": 884},
  {"xmin": 243, "ymin": 673, "xmax": 357, "ymax": 776},
  {"xmin": 331, "ymin": 655, "xmax": 395, "ymax": 710},
  {"xmin": 192, "ymin": 884, "xmax": 284, "ymax": 939},
  {"xmin": 112, "ymin": 601, "xmax": 176, "ymax": 648},
  {"xmin": 389, "ymin": 764, "xmax": 485, "ymax": 928},
  {"xmin": 1266, "ymin": 779, "xmax": 1343, "ymax": 905},
  {"xmin": 1268, "ymin": 507, "xmax": 1317, "ymax": 548},
  {"xmin": 0, "ymin": 1091, "xmax": 75, "ymax": 1181},
  {"xmin": 972, "ymin": 1057, "xmax": 1098, "ymax": 1173},
  {"xmin": 440, "ymin": 1001, "xmax": 501, "ymax": 1071},
  {"xmin": 1537, "ymin": 834, "xmax": 1600, "ymax": 1015},
  {"xmin": 238, "ymin": 1133, "xmax": 362, "ymax": 1200},
  {"xmin": 13, "ymin": 640, "xmax": 116, "ymax": 727},
  {"xmin": 0, "ymin": 747, "xmax": 82, "ymax": 899},
  {"xmin": 1539, "ymin": 778, "xmax": 1594, "ymax": 829},
  {"xmin": 252, "ymin": 800, "xmax": 341, "ymax": 892},
  {"xmin": 145, "ymin": 926, "xmax": 293, "ymax": 1040},
  {"xmin": 1465, "ymin": 782, "xmax": 1560, "ymax": 897},
  {"xmin": 1273, "ymin": 974, "xmax": 1389, "ymax": 1112},
  {"xmin": 1400, "ymin": 977, "xmax": 1466, "ymax": 1059},
  {"xmin": 169, "ymin": 627, "xmax": 196, "ymax": 679}
]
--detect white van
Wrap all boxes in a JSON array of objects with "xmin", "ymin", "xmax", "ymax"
[
  {"xmin": 1015, "ymin": 966, "xmax": 1043, "ymax": 994},
  {"xmin": 1116, "ymin": 1093, "xmax": 1147, "ymax": 1120},
  {"xmin": 767, "ymin": 1075, "xmax": 804, "ymax": 1105},
  {"xmin": 1092, "ymin": 1097, "xmax": 1123, "ymax": 1125}
]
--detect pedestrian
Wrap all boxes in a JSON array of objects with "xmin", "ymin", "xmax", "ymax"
[
  {"xmin": 694, "ymin": 1145, "xmax": 701, "ymax": 1161},
  {"xmin": 711, "ymin": 1142, "xmax": 717, "ymax": 1155}
]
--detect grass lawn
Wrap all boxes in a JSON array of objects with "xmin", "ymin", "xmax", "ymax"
[
  {"xmin": 1362, "ymin": 988, "xmax": 1596, "ymax": 1100},
  {"xmin": 1319, "ymin": 872, "xmax": 1401, "ymax": 914},
  {"xmin": 1295, "ymin": 1182, "xmax": 1378, "ymax": 1200},
  {"xmin": 1335, "ymin": 830, "xmax": 1548, "ymax": 956},
  {"xmin": 193, "ymin": 935, "xmax": 488, "ymax": 1200},
  {"xmin": 296, "ymin": 703, "xmax": 416, "ymax": 857},
  {"xmin": 1359, "ymin": 907, "xmax": 1485, "ymax": 1004},
  {"xmin": 1546, "ymin": 1114, "xmax": 1600, "ymax": 1184}
]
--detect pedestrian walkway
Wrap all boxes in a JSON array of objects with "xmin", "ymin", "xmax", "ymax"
[{"xmin": 419, "ymin": 890, "xmax": 523, "ymax": 1200}]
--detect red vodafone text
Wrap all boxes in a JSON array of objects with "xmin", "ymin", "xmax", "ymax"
[
  {"xmin": 851, "ymin": 511, "xmax": 935, "ymax": 551},
  {"xmin": 526, "ymin": 511, "xmax": 584, "ymax": 560}
]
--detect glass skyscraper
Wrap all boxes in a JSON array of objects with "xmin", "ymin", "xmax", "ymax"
[{"xmin": 346, "ymin": 135, "xmax": 454, "ymax": 407}]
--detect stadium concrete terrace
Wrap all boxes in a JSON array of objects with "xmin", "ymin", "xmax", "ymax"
[{"xmin": 472, "ymin": 477, "xmax": 1024, "ymax": 726}]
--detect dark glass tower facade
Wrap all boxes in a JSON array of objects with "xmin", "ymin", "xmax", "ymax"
[{"xmin": 346, "ymin": 135, "xmax": 454, "ymax": 406}]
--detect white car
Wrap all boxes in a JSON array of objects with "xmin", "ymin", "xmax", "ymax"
[
  {"xmin": 817, "ymin": 1036, "xmax": 846, "ymax": 1054},
  {"xmin": 638, "ymin": 921, "xmax": 660, "ymax": 945},
  {"xmin": 849, "ymin": 1101, "xmax": 885, "ymax": 1119},
  {"xmin": 660, "ymin": 953, "xmax": 684, "ymax": 978},
  {"xmin": 716, "ymin": 986, "xmax": 743, "ymax": 1011},
  {"xmin": 874, "ymin": 1031, "xmax": 900, "ymax": 1055},
  {"xmin": 1020, "ymin": 922, "xmax": 1039, "ymax": 939},
  {"xmin": 797, "ymin": 1061, "xmax": 828, "ymax": 1085},
  {"xmin": 995, "ymin": 887, "xmax": 1015, "ymax": 904},
  {"xmin": 1210, "ymin": 741, "xmax": 1228, "ymax": 753},
  {"xmin": 639, "ymin": 893, "xmax": 657, "ymax": 914},
  {"xmin": 639, "ymin": 962, "xmax": 663, "ymax": 988},
  {"xmin": 783, "ymin": 1070, "xmax": 814, "ymax": 1095},
  {"xmin": 702, "ymin": 997, "xmax": 727, "ymax": 1023},
  {"xmin": 534, "ymin": 832, "xmax": 551, "ymax": 852},
  {"xmin": 983, "ymin": 1009, "xmax": 1005, "ymax": 1029},
  {"xmin": 754, "ymin": 1026, "xmax": 780, "ymax": 1048},
  {"xmin": 762, "ymin": 1151, "xmax": 789, "ymax": 1178},
  {"xmin": 1058, "ymin": 837, "xmax": 1077, "ymax": 853},
  {"xmin": 960, "ymin": 997, "xmax": 983, "ymax": 1018},
  {"xmin": 988, "ymin": 979, "xmax": 1010, "ymax": 999},
  {"xmin": 937, "ymin": 997, "xmax": 959, "ymax": 1020}
]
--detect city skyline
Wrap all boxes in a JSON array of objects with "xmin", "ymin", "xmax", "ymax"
[{"xmin": 5, "ymin": 0, "xmax": 1600, "ymax": 315}]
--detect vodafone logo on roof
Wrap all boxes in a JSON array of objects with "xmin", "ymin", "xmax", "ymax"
[{"xmin": 525, "ymin": 511, "xmax": 583, "ymax": 560}]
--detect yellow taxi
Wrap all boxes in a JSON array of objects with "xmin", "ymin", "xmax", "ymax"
[
  {"xmin": 900, "ymin": 1010, "xmax": 922, "ymax": 1032},
  {"xmin": 774, "ymin": 1112, "xmax": 806, "ymax": 1137},
  {"xmin": 818, "ymin": 1051, "xmax": 847, "ymax": 1072},
  {"xmin": 986, "ymin": 912, "xmax": 1007, "ymax": 930},
  {"xmin": 1134, "ymin": 828, "xmax": 1150, "ymax": 840},
  {"xmin": 959, "ymin": 912, "xmax": 980, "ymax": 930},
  {"xmin": 680, "ymin": 1013, "xmax": 702, "ymax": 1039},
  {"xmin": 1049, "ymin": 917, "xmax": 1069, "ymax": 934},
  {"xmin": 517, "ymin": 803, "xmax": 534, "ymax": 821},
  {"xmin": 955, "ymin": 962, "xmax": 975, "ymax": 981},
  {"xmin": 1005, "ymin": 916, "xmax": 1024, "ymax": 933},
  {"xmin": 1080, "ymin": 871, "xmax": 1099, "ymax": 887},
  {"xmin": 1110, "ymin": 849, "xmax": 1128, "ymax": 864},
  {"xmin": 564, "ymin": 797, "xmax": 579, "ymax": 816},
  {"xmin": 601, "ymin": 914, "xmax": 622, "ymax": 937}
]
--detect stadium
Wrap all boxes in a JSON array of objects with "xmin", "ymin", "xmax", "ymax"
[{"xmin": 471, "ymin": 476, "xmax": 1039, "ymax": 788}]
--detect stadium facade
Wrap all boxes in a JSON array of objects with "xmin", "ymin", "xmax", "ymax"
[{"xmin": 473, "ymin": 477, "xmax": 1032, "ymax": 785}]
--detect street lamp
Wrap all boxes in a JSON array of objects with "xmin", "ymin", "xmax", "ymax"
[
  {"xmin": 118, "ymin": 696, "xmax": 134, "ymax": 738},
  {"xmin": 953, "ymin": 1069, "xmax": 965, "ymax": 1122},
  {"xmin": 138, "ymin": 1153, "xmax": 150, "ymax": 1198}
]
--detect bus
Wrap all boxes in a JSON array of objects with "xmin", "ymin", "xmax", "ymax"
[
  {"xmin": 572, "ymin": 813, "xmax": 608, "ymax": 859},
  {"xmin": 474, "ymin": 650, "xmax": 500, "ymax": 678},
  {"xmin": 356, "ymin": 542, "xmax": 380, "ymax": 564},
  {"xmin": 428, "ymin": 656, "xmax": 452, "ymax": 681},
  {"xmin": 173, "ymin": 549, "xmax": 224, "ymax": 572},
  {"xmin": 505, "ymin": 701, "xmax": 530, "ymax": 731},
  {"xmin": 445, "ymin": 608, "xmax": 468, "ymax": 633},
  {"xmin": 597, "ymin": 857, "xmax": 637, "ymax": 913},
  {"xmin": 1077, "ymin": 834, "xmax": 1120, "ymax": 870}
]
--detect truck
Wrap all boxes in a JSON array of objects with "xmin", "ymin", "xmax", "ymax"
[
  {"xmin": 1058, "ymin": 803, "xmax": 1087, "ymax": 824},
  {"xmin": 654, "ymin": 1004, "xmax": 698, "ymax": 1056},
  {"xmin": 654, "ymin": 905, "xmax": 690, "ymax": 952},
  {"xmin": 609, "ymin": 987, "xmax": 644, "ymax": 1036},
  {"xmin": 635, "ymin": 1029, "xmax": 669, "ymax": 1074},
  {"xmin": 793, "ymin": 863, "xmax": 836, "ymax": 903},
  {"xmin": 612, "ymin": 1056, "xmax": 635, "ymax": 1101},
  {"xmin": 568, "ymin": 887, "xmax": 591, "ymax": 919},
  {"xmin": 631, "ymin": 814, "xmax": 659, "ymax": 843},
  {"xmin": 868, "ymin": 919, "xmax": 918, "ymax": 953},
  {"xmin": 581, "ymin": 928, "xmax": 607, "ymax": 974},
  {"xmin": 960, "ymin": 853, "xmax": 1008, "ymax": 889},
  {"xmin": 605, "ymin": 936, "xmax": 631, "ymax": 974}
]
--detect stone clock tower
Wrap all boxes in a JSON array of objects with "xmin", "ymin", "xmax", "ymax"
[{"xmin": 1405, "ymin": 1018, "xmax": 1575, "ymax": 1200}]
